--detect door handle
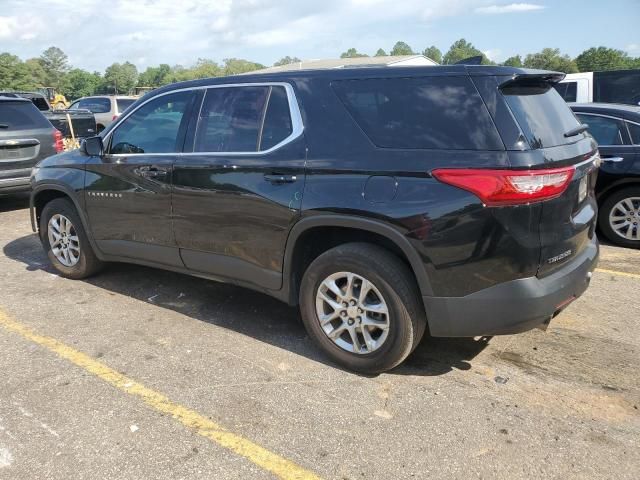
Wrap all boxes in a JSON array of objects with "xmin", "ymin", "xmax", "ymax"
[
  {"xmin": 139, "ymin": 166, "xmax": 169, "ymax": 177},
  {"xmin": 602, "ymin": 157, "xmax": 624, "ymax": 163},
  {"xmin": 264, "ymin": 173, "xmax": 297, "ymax": 184}
]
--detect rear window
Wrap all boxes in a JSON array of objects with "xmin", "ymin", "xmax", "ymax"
[
  {"xmin": 332, "ymin": 76, "xmax": 503, "ymax": 150},
  {"xmin": 501, "ymin": 83, "xmax": 582, "ymax": 149},
  {"xmin": 0, "ymin": 101, "xmax": 51, "ymax": 130},
  {"xmin": 78, "ymin": 97, "xmax": 111, "ymax": 113},
  {"xmin": 116, "ymin": 98, "xmax": 135, "ymax": 113},
  {"xmin": 553, "ymin": 81, "xmax": 577, "ymax": 102}
]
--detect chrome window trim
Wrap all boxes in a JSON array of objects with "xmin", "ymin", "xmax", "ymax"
[
  {"xmin": 574, "ymin": 111, "xmax": 634, "ymax": 148},
  {"xmin": 103, "ymin": 82, "xmax": 304, "ymax": 157}
]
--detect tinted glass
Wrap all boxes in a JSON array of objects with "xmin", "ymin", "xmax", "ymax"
[
  {"xmin": 116, "ymin": 98, "xmax": 135, "ymax": 113},
  {"xmin": 110, "ymin": 91, "xmax": 192, "ymax": 154},
  {"xmin": 553, "ymin": 81, "xmax": 577, "ymax": 102},
  {"xmin": 332, "ymin": 76, "xmax": 503, "ymax": 150},
  {"xmin": 502, "ymin": 83, "xmax": 582, "ymax": 149},
  {"xmin": 0, "ymin": 101, "xmax": 51, "ymax": 130},
  {"xmin": 594, "ymin": 71, "xmax": 640, "ymax": 105},
  {"xmin": 260, "ymin": 86, "xmax": 292, "ymax": 150},
  {"xmin": 30, "ymin": 96, "xmax": 50, "ymax": 111},
  {"xmin": 627, "ymin": 122, "xmax": 640, "ymax": 144},
  {"xmin": 79, "ymin": 97, "xmax": 111, "ymax": 113},
  {"xmin": 575, "ymin": 114, "xmax": 625, "ymax": 146},
  {"xmin": 195, "ymin": 86, "xmax": 269, "ymax": 152}
]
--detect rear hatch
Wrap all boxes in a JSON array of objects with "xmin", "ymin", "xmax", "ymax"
[
  {"xmin": 0, "ymin": 99, "xmax": 58, "ymax": 177},
  {"xmin": 496, "ymin": 74, "xmax": 599, "ymax": 277}
]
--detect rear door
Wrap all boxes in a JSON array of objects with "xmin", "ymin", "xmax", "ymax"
[
  {"xmin": 0, "ymin": 100, "xmax": 57, "ymax": 185},
  {"xmin": 495, "ymin": 77, "xmax": 599, "ymax": 276},
  {"xmin": 172, "ymin": 83, "xmax": 306, "ymax": 290}
]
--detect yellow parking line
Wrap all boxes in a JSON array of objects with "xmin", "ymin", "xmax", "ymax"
[
  {"xmin": 0, "ymin": 310, "xmax": 322, "ymax": 480},
  {"xmin": 595, "ymin": 268, "xmax": 640, "ymax": 280}
]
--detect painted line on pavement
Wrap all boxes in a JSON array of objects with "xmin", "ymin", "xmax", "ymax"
[{"xmin": 595, "ymin": 268, "xmax": 640, "ymax": 280}]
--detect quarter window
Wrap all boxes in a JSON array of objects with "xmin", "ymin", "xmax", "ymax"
[
  {"xmin": 576, "ymin": 114, "xmax": 626, "ymax": 146},
  {"xmin": 109, "ymin": 91, "xmax": 193, "ymax": 154},
  {"xmin": 627, "ymin": 122, "xmax": 640, "ymax": 145}
]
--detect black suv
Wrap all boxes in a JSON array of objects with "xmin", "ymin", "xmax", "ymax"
[
  {"xmin": 30, "ymin": 66, "xmax": 599, "ymax": 373},
  {"xmin": 1, "ymin": 96, "xmax": 62, "ymax": 194}
]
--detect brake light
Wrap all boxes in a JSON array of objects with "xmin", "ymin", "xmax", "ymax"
[
  {"xmin": 432, "ymin": 167, "xmax": 575, "ymax": 206},
  {"xmin": 53, "ymin": 129, "xmax": 64, "ymax": 153},
  {"xmin": 112, "ymin": 115, "xmax": 119, "ymax": 121}
]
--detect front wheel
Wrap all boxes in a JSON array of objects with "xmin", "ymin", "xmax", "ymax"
[
  {"xmin": 40, "ymin": 198, "xmax": 104, "ymax": 278},
  {"xmin": 299, "ymin": 243, "xmax": 426, "ymax": 374},
  {"xmin": 599, "ymin": 187, "xmax": 640, "ymax": 248}
]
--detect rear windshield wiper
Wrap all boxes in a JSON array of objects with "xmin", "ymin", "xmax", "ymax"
[
  {"xmin": 564, "ymin": 124, "xmax": 589, "ymax": 138},
  {"xmin": 0, "ymin": 123, "xmax": 9, "ymax": 129}
]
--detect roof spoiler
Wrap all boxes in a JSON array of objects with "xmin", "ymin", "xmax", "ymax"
[
  {"xmin": 499, "ymin": 72, "xmax": 566, "ymax": 88},
  {"xmin": 454, "ymin": 56, "xmax": 484, "ymax": 66}
]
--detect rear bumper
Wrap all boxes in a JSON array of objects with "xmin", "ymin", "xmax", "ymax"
[{"xmin": 423, "ymin": 236, "xmax": 599, "ymax": 337}]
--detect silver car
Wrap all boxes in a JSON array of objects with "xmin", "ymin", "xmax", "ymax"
[{"xmin": 69, "ymin": 95, "xmax": 137, "ymax": 132}]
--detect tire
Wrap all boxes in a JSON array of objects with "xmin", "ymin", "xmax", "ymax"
[
  {"xmin": 40, "ymin": 198, "xmax": 104, "ymax": 279},
  {"xmin": 299, "ymin": 243, "xmax": 426, "ymax": 374},
  {"xmin": 598, "ymin": 187, "xmax": 640, "ymax": 249}
]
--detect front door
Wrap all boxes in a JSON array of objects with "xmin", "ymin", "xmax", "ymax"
[
  {"xmin": 172, "ymin": 84, "xmax": 306, "ymax": 290},
  {"xmin": 85, "ymin": 90, "xmax": 197, "ymax": 267}
]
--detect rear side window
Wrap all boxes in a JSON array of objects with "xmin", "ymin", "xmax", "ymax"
[
  {"xmin": 79, "ymin": 97, "xmax": 111, "ymax": 113},
  {"xmin": 553, "ymin": 82, "xmax": 577, "ymax": 102},
  {"xmin": 575, "ymin": 113, "xmax": 626, "ymax": 146},
  {"xmin": 0, "ymin": 101, "xmax": 51, "ymax": 130},
  {"xmin": 627, "ymin": 122, "xmax": 640, "ymax": 145},
  {"xmin": 332, "ymin": 76, "xmax": 503, "ymax": 150},
  {"xmin": 194, "ymin": 85, "xmax": 294, "ymax": 153},
  {"xmin": 116, "ymin": 98, "xmax": 135, "ymax": 113},
  {"xmin": 501, "ymin": 83, "xmax": 582, "ymax": 149}
]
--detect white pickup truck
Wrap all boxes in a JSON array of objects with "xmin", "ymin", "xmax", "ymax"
[{"xmin": 554, "ymin": 69, "xmax": 640, "ymax": 105}]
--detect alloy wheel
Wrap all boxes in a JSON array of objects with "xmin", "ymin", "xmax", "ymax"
[
  {"xmin": 48, "ymin": 214, "xmax": 81, "ymax": 267},
  {"xmin": 608, "ymin": 196, "xmax": 640, "ymax": 241}
]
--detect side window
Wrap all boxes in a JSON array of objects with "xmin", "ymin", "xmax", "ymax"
[
  {"xmin": 109, "ymin": 91, "xmax": 193, "ymax": 154},
  {"xmin": 332, "ymin": 76, "xmax": 503, "ymax": 150},
  {"xmin": 195, "ymin": 86, "xmax": 269, "ymax": 153},
  {"xmin": 627, "ymin": 122, "xmax": 640, "ymax": 145},
  {"xmin": 576, "ymin": 114, "xmax": 626, "ymax": 146},
  {"xmin": 260, "ymin": 86, "xmax": 293, "ymax": 150}
]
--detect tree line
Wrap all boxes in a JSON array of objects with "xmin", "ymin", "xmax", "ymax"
[{"xmin": 1, "ymin": 39, "xmax": 639, "ymax": 100}]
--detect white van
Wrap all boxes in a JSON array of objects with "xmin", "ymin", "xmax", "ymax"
[{"xmin": 554, "ymin": 69, "xmax": 640, "ymax": 105}]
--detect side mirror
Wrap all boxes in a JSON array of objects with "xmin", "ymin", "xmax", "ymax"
[{"xmin": 81, "ymin": 136, "xmax": 104, "ymax": 157}]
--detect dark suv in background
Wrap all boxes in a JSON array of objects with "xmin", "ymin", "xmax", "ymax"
[
  {"xmin": 30, "ymin": 66, "xmax": 599, "ymax": 373},
  {"xmin": 1, "ymin": 96, "xmax": 62, "ymax": 194}
]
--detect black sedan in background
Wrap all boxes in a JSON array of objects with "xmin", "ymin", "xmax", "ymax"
[{"xmin": 570, "ymin": 103, "xmax": 640, "ymax": 248}]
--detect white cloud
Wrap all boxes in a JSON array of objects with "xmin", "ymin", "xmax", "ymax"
[
  {"xmin": 483, "ymin": 48, "xmax": 503, "ymax": 62},
  {"xmin": 627, "ymin": 44, "xmax": 640, "ymax": 54},
  {"xmin": 0, "ymin": 16, "xmax": 19, "ymax": 38},
  {"xmin": 476, "ymin": 3, "xmax": 545, "ymax": 14}
]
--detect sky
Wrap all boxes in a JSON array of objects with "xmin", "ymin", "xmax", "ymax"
[{"xmin": 0, "ymin": 0, "xmax": 639, "ymax": 71}]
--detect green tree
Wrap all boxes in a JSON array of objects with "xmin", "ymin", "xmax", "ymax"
[
  {"xmin": 374, "ymin": 48, "xmax": 387, "ymax": 57},
  {"xmin": 103, "ymin": 61, "xmax": 139, "ymax": 94},
  {"xmin": 422, "ymin": 46, "xmax": 442, "ymax": 63},
  {"xmin": 340, "ymin": 48, "xmax": 368, "ymax": 58},
  {"xmin": 138, "ymin": 64, "xmax": 172, "ymax": 87},
  {"xmin": 222, "ymin": 58, "xmax": 264, "ymax": 76},
  {"xmin": 523, "ymin": 48, "xmax": 578, "ymax": 73},
  {"xmin": 39, "ymin": 46, "xmax": 70, "ymax": 89},
  {"xmin": 274, "ymin": 56, "xmax": 301, "ymax": 66},
  {"xmin": 190, "ymin": 58, "xmax": 222, "ymax": 79},
  {"xmin": 503, "ymin": 55, "xmax": 523, "ymax": 67},
  {"xmin": 390, "ymin": 41, "xmax": 413, "ymax": 56},
  {"xmin": 64, "ymin": 69, "xmax": 102, "ymax": 99},
  {"xmin": 0, "ymin": 53, "xmax": 33, "ymax": 90},
  {"xmin": 575, "ymin": 46, "xmax": 631, "ymax": 72},
  {"xmin": 443, "ymin": 38, "xmax": 488, "ymax": 65},
  {"xmin": 24, "ymin": 58, "xmax": 47, "ymax": 86}
]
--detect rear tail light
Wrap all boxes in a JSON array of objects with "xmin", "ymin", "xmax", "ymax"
[
  {"xmin": 432, "ymin": 166, "xmax": 575, "ymax": 206},
  {"xmin": 112, "ymin": 114, "xmax": 119, "ymax": 121},
  {"xmin": 53, "ymin": 129, "xmax": 64, "ymax": 153}
]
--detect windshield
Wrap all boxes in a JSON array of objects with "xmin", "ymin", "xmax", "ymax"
[{"xmin": 501, "ymin": 82, "xmax": 583, "ymax": 149}]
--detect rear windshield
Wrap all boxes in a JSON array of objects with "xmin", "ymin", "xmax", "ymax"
[
  {"xmin": 116, "ymin": 98, "xmax": 135, "ymax": 112},
  {"xmin": 332, "ymin": 76, "xmax": 503, "ymax": 150},
  {"xmin": 501, "ymin": 82, "xmax": 582, "ymax": 149},
  {"xmin": 0, "ymin": 101, "xmax": 51, "ymax": 130}
]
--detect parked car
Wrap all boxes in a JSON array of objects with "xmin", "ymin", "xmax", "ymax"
[
  {"xmin": 570, "ymin": 103, "xmax": 640, "ymax": 248},
  {"xmin": 68, "ymin": 95, "xmax": 137, "ymax": 132},
  {"xmin": 30, "ymin": 66, "xmax": 599, "ymax": 373},
  {"xmin": 0, "ymin": 91, "xmax": 97, "ymax": 141},
  {"xmin": 1, "ymin": 96, "xmax": 62, "ymax": 194},
  {"xmin": 555, "ymin": 69, "xmax": 640, "ymax": 105}
]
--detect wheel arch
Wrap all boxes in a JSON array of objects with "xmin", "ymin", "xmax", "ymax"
[
  {"xmin": 282, "ymin": 215, "xmax": 433, "ymax": 305},
  {"xmin": 597, "ymin": 178, "xmax": 640, "ymax": 203}
]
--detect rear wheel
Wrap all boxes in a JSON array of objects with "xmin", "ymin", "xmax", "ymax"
[
  {"xmin": 40, "ymin": 198, "xmax": 104, "ymax": 278},
  {"xmin": 299, "ymin": 243, "xmax": 426, "ymax": 374},
  {"xmin": 599, "ymin": 187, "xmax": 640, "ymax": 248}
]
